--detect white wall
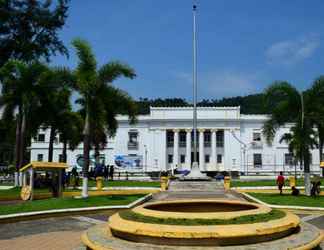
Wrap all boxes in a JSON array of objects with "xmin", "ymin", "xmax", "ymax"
[{"xmin": 30, "ymin": 107, "xmax": 323, "ymax": 174}]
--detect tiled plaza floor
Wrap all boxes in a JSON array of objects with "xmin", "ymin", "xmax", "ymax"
[{"xmin": 0, "ymin": 182, "xmax": 323, "ymax": 250}]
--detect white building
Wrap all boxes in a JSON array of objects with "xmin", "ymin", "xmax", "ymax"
[{"xmin": 30, "ymin": 107, "xmax": 322, "ymax": 175}]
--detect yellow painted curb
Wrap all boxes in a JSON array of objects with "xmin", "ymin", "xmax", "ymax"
[
  {"xmin": 63, "ymin": 189, "xmax": 159, "ymax": 198},
  {"xmin": 109, "ymin": 211, "xmax": 300, "ymax": 239},
  {"xmin": 293, "ymin": 230, "xmax": 324, "ymax": 250},
  {"xmin": 133, "ymin": 199, "xmax": 271, "ymax": 220},
  {"xmin": 81, "ymin": 231, "xmax": 113, "ymax": 250}
]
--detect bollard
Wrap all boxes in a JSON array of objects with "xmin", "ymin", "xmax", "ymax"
[
  {"xmin": 289, "ymin": 176, "xmax": 296, "ymax": 187},
  {"xmin": 96, "ymin": 177, "xmax": 103, "ymax": 191},
  {"xmin": 224, "ymin": 176, "xmax": 231, "ymax": 190},
  {"xmin": 160, "ymin": 176, "xmax": 168, "ymax": 191}
]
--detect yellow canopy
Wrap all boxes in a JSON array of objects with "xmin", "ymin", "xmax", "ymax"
[
  {"xmin": 20, "ymin": 161, "xmax": 68, "ymax": 172},
  {"xmin": 320, "ymin": 161, "xmax": 324, "ymax": 168}
]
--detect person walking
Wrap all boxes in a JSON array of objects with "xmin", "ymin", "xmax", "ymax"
[{"xmin": 276, "ymin": 171, "xmax": 285, "ymax": 195}]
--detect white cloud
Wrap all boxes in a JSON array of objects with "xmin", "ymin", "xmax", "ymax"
[{"xmin": 265, "ymin": 34, "xmax": 320, "ymax": 65}]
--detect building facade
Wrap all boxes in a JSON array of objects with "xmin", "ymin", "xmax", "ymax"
[{"xmin": 30, "ymin": 107, "xmax": 322, "ymax": 175}]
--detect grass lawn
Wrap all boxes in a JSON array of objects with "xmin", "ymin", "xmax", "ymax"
[
  {"xmin": 0, "ymin": 187, "xmax": 79, "ymax": 200},
  {"xmin": 248, "ymin": 193, "xmax": 324, "ymax": 208},
  {"xmin": 0, "ymin": 194, "xmax": 144, "ymax": 215},
  {"xmin": 87, "ymin": 180, "xmax": 160, "ymax": 188},
  {"xmin": 231, "ymin": 178, "xmax": 324, "ymax": 187},
  {"xmin": 119, "ymin": 209, "xmax": 285, "ymax": 225}
]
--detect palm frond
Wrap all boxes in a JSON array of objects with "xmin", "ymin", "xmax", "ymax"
[{"xmin": 98, "ymin": 61, "xmax": 136, "ymax": 84}]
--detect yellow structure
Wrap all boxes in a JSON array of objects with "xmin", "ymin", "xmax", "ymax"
[
  {"xmin": 81, "ymin": 199, "xmax": 324, "ymax": 249},
  {"xmin": 160, "ymin": 176, "xmax": 169, "ymax": 191},
  {"xmin": 19, "ymin": 161, "xmax": 68, "ymax": 201},
  {"xmin": 224, "ymin": 176, "xmax": 231, "ymax": 190},
  {"xmin": 289, "ymin": 176, "xmax": 296, "ymax": 187},
  {"xmin": 320, "ymin": 161, "xmax": 324, "ymax": 168},
  {"xmin": 96, "ymin": 177, "xmax": 103, "ymax": 191}
]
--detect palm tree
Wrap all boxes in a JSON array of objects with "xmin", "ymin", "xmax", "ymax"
[
  {"xmin": 58, "ymin": 110, "xmax": 84, "ymax": 163},
  {"xmin": 72, "ymin": 38, "xmax": 137, "ymax": 198},
  {"xmin": 307, "ymin": 76, "xmax": 324, "ymax": 177},
  {"xmin": 37, "ymin": 67, "xmax": 75, "ymax": 162},
  {"xmin": 0, "ymin": 60, "xmax": 48, "ymax": 186},
  {"xmin": 262, "ymin": 81, "xmax": 315, "ymax": 195}
]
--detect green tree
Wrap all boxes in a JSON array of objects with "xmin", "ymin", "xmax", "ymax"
[
  {"xmin": 36, "ymin": 67, "xmax": 75, "ymax": 162},
  {"xmin": 0, "ymin": 0, "xmax": 69, "ymax": 66},
  {"xmin": 58, "ymin": 111, "xmax": 83, "ymax": 163},
  {"xmin": 0, "ymin": 60, "xmax": 48, "ymax": 185},
  {"xmin": 307, "ymin": 76, "xmax": 324, "ymax": 177},
  {"xmin": 72, "ymin": 38, "xmax": 137, "ymax": 197},
  {"xmin": 262, "ymin": 81, "xmax": 315, "ymax": 195}
]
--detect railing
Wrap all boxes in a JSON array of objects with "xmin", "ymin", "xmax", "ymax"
[
  {"xmin": 179, "ymin": 141, "xmax": 186, "ymax": 147},
  {"xmin": 242, "ymin": 163, "xmax": 322, "ymax": 175},
  {"xmin": 204, "ymin": 141, "xmax": 211, "ymax": 147}
]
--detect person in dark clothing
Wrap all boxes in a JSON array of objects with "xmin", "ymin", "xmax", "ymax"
[
  {"xmin": 291, "ymin": 186, "xmax": 300, "ymax": 196},
  {"xmin": 311, "ymin": 181, "xmax": 321, "ymax": 197},
  {"xmin": 104, "ymin": 165, "xmax": 109, "ymax": 180},
  {"xmin": 94, "ymin": 162, "xmax": 103, "ymax": 178},
  {"xmin": 109, "ymin": 165, "xmax": 114, "ymax": 180}
]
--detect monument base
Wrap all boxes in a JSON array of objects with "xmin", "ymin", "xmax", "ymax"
[{"xmin": 180, "ymin": 162, "xmax": 211, "ymax": 181}]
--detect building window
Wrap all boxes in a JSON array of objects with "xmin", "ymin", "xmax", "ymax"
[
  {"xmin": 217, "ymin": 154, "xmax": 222, "ymax": 163},
  {"xmin": 205, "ymin": 154, "xmax": 210, "ymax": 163},
  {"xmin": 216, "ymin": 130, "xmax": 224, "ymax": 147},
  {"xmin": 37, "ymin": 133, "xmax": 45, "ymax": 142},
  {"xmin": 204, "ymin": 131, "xmax": 211, "ymax": 147},
  {"xmin": 191, "ymin": 132, "xmax": 199, "ymax": 146},
  {"xmin": 253, "ymin": 153, "xmax": 262, "ymax": 167},
  {"xmin": 37, "ymin": 154, "xmax": 43, "ymax": 162},
  {"xmin": 285, "ymin": 153, "xmax": 294, "ymax": 165},
  {"xmin": 168, "ymin": 154, "xmax": 173, "ymax": 164},
  {"xmin": 253, "ymin": 132, "xmax": 261, "ymax": 141},
  {"xmin": 179, "ymin": 131, "xmax": 186, "ymax": 147},
  {"xmin": 167, "ymin": 131, "xmax": 174, "ymax": 147},
  {"xmin": 128, "ymin": 130, "xmax": 138, "ymax": 150},
  {"xmin": 180, "ymin": 155, "xmax": 185, "ymax": 163}
]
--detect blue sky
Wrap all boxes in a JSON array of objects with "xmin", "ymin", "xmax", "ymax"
[{"xmin": 51, "ymin": 0, "xmax": 324, "ymax": 101}]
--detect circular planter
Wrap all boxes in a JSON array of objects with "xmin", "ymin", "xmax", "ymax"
[
  {"xmin": 109, "ymin": 199, "xmax": 300, "ymax": 246},
  {"xmin": 132, "ymin": 199, "xmax": 271, "ymax": 220}
]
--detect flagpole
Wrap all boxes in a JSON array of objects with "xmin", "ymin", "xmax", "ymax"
[{"xmin": 192, "ymin": 4, "xmax": 198, "ymax": 167}]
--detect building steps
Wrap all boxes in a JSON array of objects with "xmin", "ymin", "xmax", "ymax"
[{"xmin": 168, "ymin": 180, "xmax": 224, "ymax": 192}]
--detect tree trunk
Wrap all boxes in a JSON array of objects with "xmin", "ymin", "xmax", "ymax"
[
  {"xmin": 303, "ymin": 151, "xmax": 311, "ymax": 196},
  {"xmin": 319, "ymin": 138, "xmax": 324, "ymax": 177},
  {"xmin": 14, "ymin": 114, "xmax": 21, "ymax": 187},
  {"xmin": 48, "ymin": 127, "xmax": 56, "ymax": 162},
  {"xmin": 18, "ymin": 112, "xmax": 26, "ymax": 187},
  {"xmin": 62, "ymin": 140, "xmax": 67, "ymax": 163},
  {"xmin": 82, "ymin": 112, "xmax": 90, "ymax": 198}
]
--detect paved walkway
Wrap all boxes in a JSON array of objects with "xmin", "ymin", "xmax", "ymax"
[{"xmin": 0, "ymin": 181, "xmax": 323, "ymax": 249}]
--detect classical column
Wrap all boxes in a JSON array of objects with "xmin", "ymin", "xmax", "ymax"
[
  {"xmin": 211, "ymin": 129, "xmax": 217, "ymax": 168},
  {"xmin": 173, "ymin": 129, "xmax": 179, "ymax": 172},
  {"xmin": 185, "ymin": 129, "xmax": 192, "ymax": 170},
  {"xmin": 198, "ymin": 128, "xmax": 205, "ymax": 170}
]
